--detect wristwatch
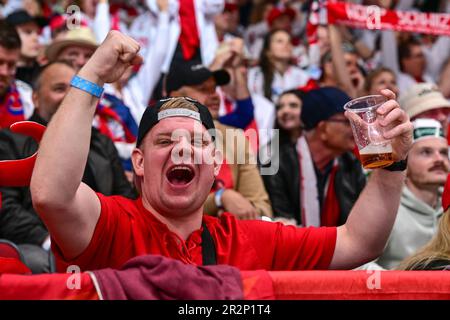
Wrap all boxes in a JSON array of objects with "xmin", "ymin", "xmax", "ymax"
[
  {"xmin": 382, "ymin": 158, "xmax": 408, "ymax": 171},
  {"xmin": 214, "ymin": 188, "xmax": 225, "ymax": 209}
]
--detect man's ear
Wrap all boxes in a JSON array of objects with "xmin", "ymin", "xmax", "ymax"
[
  {"xmin": 131, "ymin": 147, "xmax": 145, "ymax": 177},
  {"xmin": 32, "ymin": 91, "xmax": 39, "ymax": 109},
  {"xmin": 213, "ymin": 148, "xmax": 223, "ymax": 177},
  {"xmin": 317, "ymin": 121, "xmax": 328, "ymax": 141}
]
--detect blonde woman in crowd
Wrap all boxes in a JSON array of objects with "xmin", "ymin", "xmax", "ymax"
[{"xmin": 399, "ymin": 174, "xmax": 450, "ymax": 271}]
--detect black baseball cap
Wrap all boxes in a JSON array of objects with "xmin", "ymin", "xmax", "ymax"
[
  {"xmin": 6, "ymin": 10, "xmax": 49, "ymax": 28},
  {"xmin": 301, "ymin": 87, "xmax": 351, "ymax": 130},
  {"xmin": 165, "ymin": 60, "xmax": 231, "ymax": 94},
  {"xmin": 137, "ymin": 97, "xmax": 216, "ymax": 147}
]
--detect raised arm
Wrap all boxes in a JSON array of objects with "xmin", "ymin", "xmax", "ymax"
[
  {"xmin": 424, "ymin": 36, "xmax": 450, "ymax": 81},
  {"xmin": 328, "ymin": 25, "xmax": 363, "ymax": 98},
  {"xmin": 134, "ymin": 0, "xmax": 170, "ymax": 106},
  {"xmin": 329, "ymin": 89, "xmax": 413, "ymax": 269},
  {"xmin": 380, "ymin": 30, "xmax": 400, "ymax": 75},
  {"xmin": 30, "ymin": 31, "xmax": 142, "ymax": 260},
  {"xmin": 211, "ymin": 39, "xmax": 255, "ymax": 129}
]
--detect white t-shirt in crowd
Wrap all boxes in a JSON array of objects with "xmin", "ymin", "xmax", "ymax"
[{"xmin": 247, "ymin": 65, "xmax": 309, "ymax": 103}]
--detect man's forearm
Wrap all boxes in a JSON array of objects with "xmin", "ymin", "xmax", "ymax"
[
  {"xmin": 328, "ymin": 25, "xmax": 355, "ymax": 97},
  {"xmin": 31, "ymin": 68, "xmax": 102, "ymax": 208},
  {"xmin": 234, "ymin": 68, "xmax": 250, "ymax": 101},
  {"xmin": 332, "ymin": 89, "xmax": 412, "ymax": 269},
  {"xmin": 136, "ymin": 10, "xmax": 169, "ymax": 105},
  {"xmin": 345, "ymin": 169, "xmax": 405, "ymax": 257}
]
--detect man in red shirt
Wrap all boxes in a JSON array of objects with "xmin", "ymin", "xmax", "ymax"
[{"xmin": 30, "ymin": 31, "xmax": 414, "ymax": 273}]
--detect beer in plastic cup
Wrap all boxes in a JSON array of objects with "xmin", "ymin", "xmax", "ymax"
[{"xmin": 343, "ymin": 95, "xmax": 394, "ymax": 169}]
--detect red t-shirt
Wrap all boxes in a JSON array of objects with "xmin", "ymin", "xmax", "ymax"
[{"xmin": 53, "ymin": 194, "xmax": 337, "ymax": 272}]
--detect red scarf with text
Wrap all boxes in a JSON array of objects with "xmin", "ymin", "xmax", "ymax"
[{"xmin": 327, "ymin": 1, "xmax": 450, "ymax": 36}]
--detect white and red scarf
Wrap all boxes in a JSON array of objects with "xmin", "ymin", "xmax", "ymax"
[
  {"xmin": 327, "ymin": 1, "xmax": 450, "ymax": 36},
  {"xmin": 296, "ymin": 136, "xmax": 340, "ymax": 227}
]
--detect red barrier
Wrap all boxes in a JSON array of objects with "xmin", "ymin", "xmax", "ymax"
[
  {"xmin": 1, "ymin": 270, "xmax": 450, "ymax": 300},
  {"xmin": 0, "ymin": 272, "xmax": 98, "ymax": 300},
  {"xmin": 267, "ymin": 271, "xmax": 450, "ymax": 300}
]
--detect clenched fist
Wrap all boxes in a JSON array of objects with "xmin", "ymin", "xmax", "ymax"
[{"xmin": 78, "ymin": 30, "xmax": 143, "ymax": 85}]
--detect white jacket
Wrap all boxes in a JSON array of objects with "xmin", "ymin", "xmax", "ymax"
[
  {"xmin": 130, "ymin": 0, "xmax": 223, "ymax": 73},
  {"xmin": 247, "ymin": 65, "xmax": 309, "ymax": 103},
  {"xmin": 397, "ymin": 72, "xmax": 435, "ymax": 96},
  {"xmin": 16, "ymin": 80, "xmax": 34, "ymax": 120}
]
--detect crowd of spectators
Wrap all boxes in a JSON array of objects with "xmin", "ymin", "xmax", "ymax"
[{"xmin": 0, "ymin": 0, "xmax": 449, "ymax": 275}]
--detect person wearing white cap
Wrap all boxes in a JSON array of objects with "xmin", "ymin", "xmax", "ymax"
[
  {"xmin": 399, "ymin": 83, "xmax": 450, "ymax": 136},
  {"xmin": 359, "ymin": 119, "xmax": 449, "ymax": 270}
]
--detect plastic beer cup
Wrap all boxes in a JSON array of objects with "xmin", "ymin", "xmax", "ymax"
[{"xmin": 343, "ymin": 95, "xmax": 394, "ymax": 169}]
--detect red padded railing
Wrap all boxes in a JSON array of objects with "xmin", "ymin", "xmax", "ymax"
[
  {"xmin": 1, "ymin": 270, "xmax": 450, "ymax": 300},
  {"xmin": 245, "ymin": 270, "xmax": 450, "ymax": 300}
]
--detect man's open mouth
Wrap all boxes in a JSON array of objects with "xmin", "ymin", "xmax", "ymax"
[{"xmin": 166, "ymin": 165, "xmax": 195, "ymax": 185}]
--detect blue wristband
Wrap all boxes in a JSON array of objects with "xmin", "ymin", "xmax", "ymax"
[{"xmin": 70, "ymin": 75, "xmax": 104, "ymax": 98}]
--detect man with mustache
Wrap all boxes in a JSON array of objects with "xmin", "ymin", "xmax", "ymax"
[
  {"xmin": 0, "ymin": 19, "xmax": 34, "ymax": 129},
  {"xmin": 362, "ymin": 119, "xmax": 449, "ymax": 270}
]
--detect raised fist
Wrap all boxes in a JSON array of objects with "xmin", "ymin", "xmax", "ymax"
[{"xmin": 80, "ymin": 31, "xmax": 142, "ymax": 85}]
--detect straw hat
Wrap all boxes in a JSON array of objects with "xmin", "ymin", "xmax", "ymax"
[
  {"xmin": 399, "ymin": 83, "xmax": 450, "ymax": 119},
  {"xmin": 45, "ymin": 27, "xmax": 98, "ymax": 61}
]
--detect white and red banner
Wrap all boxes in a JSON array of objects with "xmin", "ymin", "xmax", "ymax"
[{"xmin": 327, "ymin": 1, "xmax": 450, "ymax": 36}]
